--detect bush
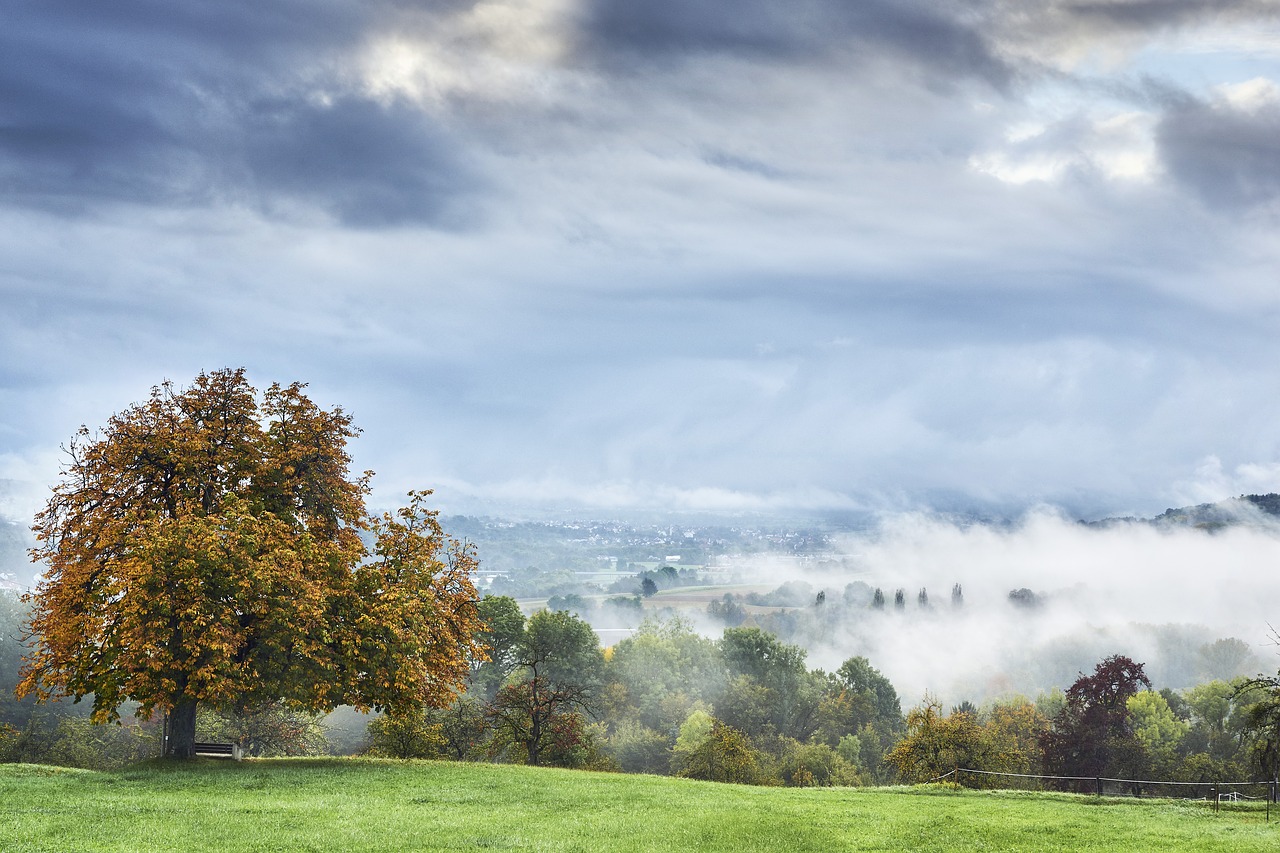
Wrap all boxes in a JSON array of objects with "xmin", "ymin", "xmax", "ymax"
[
  {"xmin": 782, "ymin": 741, "xmax": 858, "ymax": 787},
  {"xmin": 609, "ymin": 721, "xmax": 672, "ymax": 774},
  {"xmin": 523, "ymin": 712, "xmax": 611, "ymax": 770},
  {"xmin": 674, "ymin": 721, "xmax": 768, "ymax": 785},
  {"xmin": 1, "ymin": 710, "xmax": 159, "ymax": 769},
  {"xmin": 365, "ymin": 709, "xmax": 444, "ymax": 759}
]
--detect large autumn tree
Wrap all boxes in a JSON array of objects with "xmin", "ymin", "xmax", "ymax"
[{"xmin": 17, "ymin": 368, "xmax": 484, "ymax": 758}]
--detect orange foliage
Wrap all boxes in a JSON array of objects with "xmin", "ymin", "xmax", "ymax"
[{"xmin": 18, "ymin": 368, "xmax": 483, "ymax": 733}]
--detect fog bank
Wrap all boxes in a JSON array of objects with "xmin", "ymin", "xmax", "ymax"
[{"xmin": 799, "ymin": 510, "xmax": 1279, "ymax": 706}]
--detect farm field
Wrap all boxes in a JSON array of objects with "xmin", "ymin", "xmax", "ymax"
[
  {"xmin": 520, "ymin": 584, "xmax": 780, "ymax": 616},
  {"xmin": 647, "ymin": 584, "xmax": 775, "ymax": 608},
  {"xmin": 523, "ymin": 584, "xmax": 783, "ymax": 646},
  {"xmin": 1, "ymin": 758, "xmax": 1275, "ymax": 852}
]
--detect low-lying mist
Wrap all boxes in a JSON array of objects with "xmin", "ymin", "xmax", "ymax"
[{"xmin": 694, "ymin": 509, "xmax": 1280, "ymax": 707}]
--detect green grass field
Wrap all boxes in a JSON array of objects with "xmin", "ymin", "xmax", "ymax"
[{"xmin": 1, "ymin": 758, "xmax": 1275, "ymax": 852}]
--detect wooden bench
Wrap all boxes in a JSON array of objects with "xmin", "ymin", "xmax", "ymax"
[{"xmin": 193, "ymin": 741, "xmax": 244, "ymax": 760}]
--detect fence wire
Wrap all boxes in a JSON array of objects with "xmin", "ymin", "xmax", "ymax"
[{"xmin": 928, "ymin": 767, "xmax": 1277, "ymax": 816}]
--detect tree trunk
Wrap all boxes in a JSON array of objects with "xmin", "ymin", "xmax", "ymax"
[
  {"xmin": 166, "ymin": 699, "xmax": 199, "ymax": 759},
  {"xmin": 527, "ymin": 713, "xmax": 541, "ymax": 766}
]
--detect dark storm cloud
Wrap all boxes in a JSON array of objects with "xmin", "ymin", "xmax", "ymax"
[
  {"xmin": 1156, "ymin": 95, "xmax": 1280, "ymax": 208},
  {"xmin": 0, "ymin": 0, "xmax": 477, "ymax": 225},
  {"xmin": 23, "ymin": 0, "xmax": 375, "ymax": 62},
  {"xmin": 0, "ymin": 6, "xmax": 201, "ymax": 212},
  {"xmin": 577, "ymin": 0, "xmax": 1012, "ymax": 87},
  {"xmin": 244, "ymin": 96, "xmax": 479, "ymax": 228},
  {"xmin": 1061, "ymin": 0, "xmax": 1280, "ymax": 30}
]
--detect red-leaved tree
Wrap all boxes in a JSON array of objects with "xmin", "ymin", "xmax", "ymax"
[{"xmin": 1041, "ymin": 654, "xmax": 1151, "ymax": 785}]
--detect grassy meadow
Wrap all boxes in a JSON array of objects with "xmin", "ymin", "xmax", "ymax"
[{"xmin": 1, "ymin": 758, "xmax": 1277, "ymax": 852}]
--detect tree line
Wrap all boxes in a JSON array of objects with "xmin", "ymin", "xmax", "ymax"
[
  {"xmin": 6, "ymin": 583, "xmax": 1280, "ymax": 789},
  {"xmin": 3, "ymin": 369, "xmax": 1279, "ymax": 787},
  {"xmin": 887, "ymin": 652, "xmax": 1280, "ymax": 790},
  {"xmin": 364, "ymin": 600, "xmax": 904, "ymax": 785},
  {"xmin": 363, "ymin": 605, "xmax": 1280, "ymax": 789}
]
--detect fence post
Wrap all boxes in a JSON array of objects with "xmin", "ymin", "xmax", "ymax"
[{"xmin": 1095, "ymin": 777, "xmax": 1102, "ymax": 798}]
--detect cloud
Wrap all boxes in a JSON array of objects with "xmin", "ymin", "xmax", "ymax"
[
  {"xmin": 1156, "ymin": 79, "xmax": 1280, "ymax": 208},
  {"xmin": 1057, "ymin": 0, "xmax": 1279, "ymax": 33},
  {"xmin": 970, "ymin": 108, "xmax": 1159, "ymax": 184},
  {"xmin": 576, "ymin": 0, "xmax": 1012, "ymax": 86},
  {"xmin": 0, "ymin": 0, "xmax": 479, "ymax": 225},
  {"xmin": 1171, "ymin": 456, "xmax": 1280, "ymax": 506},
  {"xmin": 243, "ymin": 96, "xmax": 480, "ymax": 227},
  {"xmin": 0, "ymin": 451, "xmax": 62, "ymax": 523},
  {"xmin": 990, "ymin": 0, "xmax": 1280, "ymax": 71},
  {"xmin": 408, "ymin": 476, "xmax": 864, "ymax": 517},
  {"xmin": 2, "ymin": 1, "xmax": 1280, "ymax": 523}
]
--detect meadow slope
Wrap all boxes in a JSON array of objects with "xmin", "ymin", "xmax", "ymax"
[{"xmin": 1, "ymin": 758, "xmax": 1275, "ymax": 852}]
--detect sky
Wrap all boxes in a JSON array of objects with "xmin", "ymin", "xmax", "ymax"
[{"xmin": 3, "ymin": 0, "xmax": 1280, "ymax": 522}]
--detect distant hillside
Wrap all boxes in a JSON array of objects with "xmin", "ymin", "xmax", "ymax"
[
  {"xmin": 1087, "ymin": 493, "xmax": 1280, "ymax": 531},
  {"xmin": 0, "ymin": 518, "xmax": 32, "ymax": 591}
]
